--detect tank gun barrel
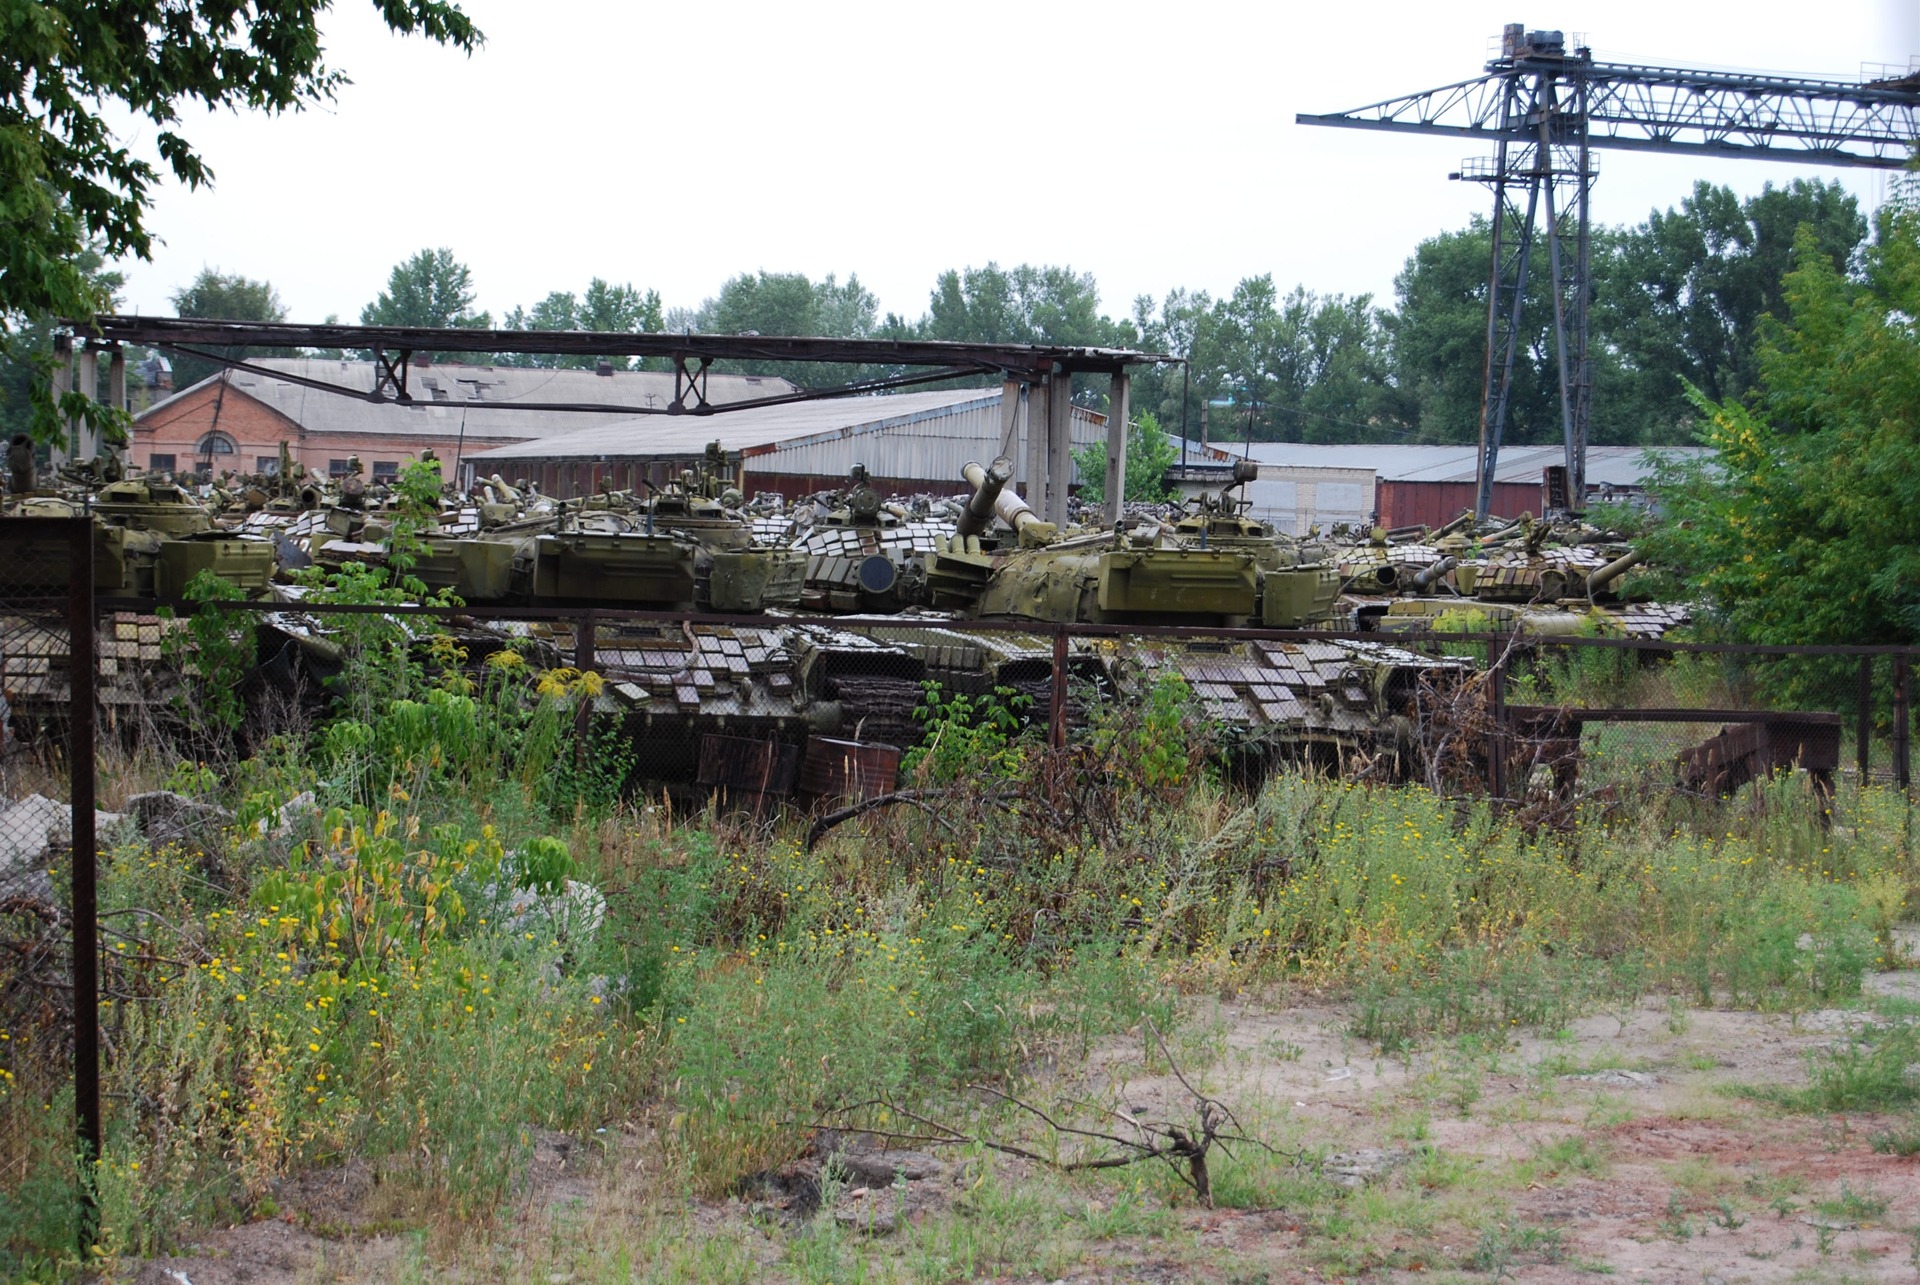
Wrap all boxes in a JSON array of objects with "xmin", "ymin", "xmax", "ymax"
[
  {"xmin": 1586, "ymin": 549, "xmax": 1645, "ymax": 597},
  {"xmin": 1411, "ymin": 556, "xmax": 1458, "ymax": 591},
  {"xmin": 957, "ymin": 457, "xmax": 1015, "ymax": 538},
  {"xmin": 958, "ymin": 458, "xmax": 1054, "ymax": 542},
  {"xmin": 1430, "ymin": 511, "xmax": 1475, "ymax": 540}
]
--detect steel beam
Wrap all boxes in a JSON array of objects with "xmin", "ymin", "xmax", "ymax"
[{"xmin": 72, "ymin": 317, "xmax": 1170, "ymax": 377}]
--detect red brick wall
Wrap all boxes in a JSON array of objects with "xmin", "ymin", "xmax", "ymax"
[{"xmin": 132, "ymin": 383, "xmax": 534, "ymax": 478}]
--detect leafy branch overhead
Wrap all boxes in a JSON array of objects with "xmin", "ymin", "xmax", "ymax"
[{"xmin": 1, "ymin": 0, "xmax": 479, "ymax": 435}]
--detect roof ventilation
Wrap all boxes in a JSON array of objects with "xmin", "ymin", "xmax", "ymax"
[{"xmin": 595, "ymin": 358, "xmax": 614, "ymax": 376}]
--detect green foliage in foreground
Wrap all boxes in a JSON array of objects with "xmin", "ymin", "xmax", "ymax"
[
  {"xmin": 1, "ymin": 639, "xmax": 1914, "ymax": 1273},
  {"xmin": 1647, "ymin": 188, "xmax": 1920, "ymax": 649}
]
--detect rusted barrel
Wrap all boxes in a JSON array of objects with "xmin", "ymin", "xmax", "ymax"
[
  {"xmin": 697, "ymin": 734, "xmax": 800, "ymax": 813},
  {"xmin": 796, "ymin": 735, "xmax": 901, "ymax": 802}
]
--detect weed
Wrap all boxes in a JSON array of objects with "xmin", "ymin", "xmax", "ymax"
[
  {"xmin": 1817, "ymin": 1183, "xmax": 1890, "ymax": 1222},
  {"xmin": 1792, "ymin": 1021, "xmax": 1920, "ymax": 1112},
  {"xmin": 1465, "ymin": 1222, "xmax": 1566, "ymax": 1277},
  {"xmin": 1660, "ymin": 1193, "xmax": 1695, "ymax": 1241},
  {"xmin": 1532, "ymin": 1134, "xmax": 1605, "ymax": 1178},
  {"xmin": 1868, "ymin": 1112, "xmax": 1920, "ymax": 1156},
  {"xmin": 1711, "ymin": 1198, "xmax": 1747, "ymax": 1230}
]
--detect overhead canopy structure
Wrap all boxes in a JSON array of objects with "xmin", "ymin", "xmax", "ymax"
[{"xmin": 62, "ymin": 316, "xmax": 1174, "ymax": 525}]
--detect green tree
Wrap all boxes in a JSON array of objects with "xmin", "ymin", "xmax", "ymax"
[
  {"xmin": 361, "ymin": 248, "xmax": 490, "ymax": 330},
  {"xmin": 693, "ymin": 270, "xmax": 879, "ymax": 386},
  {"xmin": 919, "ymin": 263, "xmax": 1129, "ymax": 348},
  {"xmin": 0, "ymin": 248, "xmax": 121, "ymax": 439},
  {"xmin": 2, "ymin": 0, "xmax": 479, "ymax": 439},
  {"xmin": 1130, "ymin": 287, "xmax": 1220, "ymax": 442},
  {"xmin": 1645, "ymin": 193, "xmax": 1920, "ymax": 648},
  {"xmin": 1130, "ymin": 279, "xmax": 1402, "ymax": 444},
  {"xmin": 911, "ymin": 262, "xmax": 1139, "ymax": 406},
  {"xmin": 1384, "ymin": 217, "xmax": 1558, "ymax": 446},
  {"xmin": 499, "ymin": 278, "xmax": 664, "ymax": 369},
  {"xmin": 169, "ymin": 267, "xmax": 290, "ymax": 388},
  {"xmin": 1603, "ymin": 178, "xmax": 1865, "ymax": 435},
  {"xmin": 1072, "ymin": 410, "xmax": 1178, "ymax": 506}
]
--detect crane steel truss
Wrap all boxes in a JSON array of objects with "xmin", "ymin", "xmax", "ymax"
[{"xmin": 1299, "ymin": 27, "xmax": 1920, "ymax": 518}]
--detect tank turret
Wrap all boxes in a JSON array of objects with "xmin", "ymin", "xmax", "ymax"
[{"xmin": 920, "ymin": 463, "xmax": 1338, "ymax": 627}]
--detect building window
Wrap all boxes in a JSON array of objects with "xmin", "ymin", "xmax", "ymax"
[
  {"xmin": 328, "ymin": 459, "xmax": 352, "ymax": 477},
  {"xmin": 195, "ymin": 432, "xmax": 237, "ymax": 458},
  {"xmin": 149, "ymin": 453, "xmax": 176, "ymax": 473},
  {"xmin": 371, "ymin": 461, "xmax": 399, "ymax": 482},
  {"xmin": 256, "ymin": 455, "xmax": 280, "ymax": 476}
]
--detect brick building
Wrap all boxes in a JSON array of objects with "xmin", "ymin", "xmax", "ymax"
[{"xmin": 132, "ymin": 358, "xmax": 798, "ymax": 481}]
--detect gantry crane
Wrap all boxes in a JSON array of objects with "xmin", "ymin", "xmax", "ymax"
[{"xmin": 1300, "ymin": 22, "xmax": 1920, "ymax": 517}]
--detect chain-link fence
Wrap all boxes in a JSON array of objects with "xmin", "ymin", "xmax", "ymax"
[{"xmin": 0, "ymin": 518, "xmax": 97, "ymax": 1237}]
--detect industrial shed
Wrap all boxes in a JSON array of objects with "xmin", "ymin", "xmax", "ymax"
[
  {"xmin": 466, "ymin": 386, "xmax": 1110, "ymax": 500},
  {"xmin": 1171, "ymin": 443, "xmax": 1705, "ymax": 533},
  {"xmin": 133, "ymin": 358, "xmax": 799, "ymax": 481}
]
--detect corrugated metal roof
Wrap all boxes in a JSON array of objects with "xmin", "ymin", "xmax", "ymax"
[
  {"xmin": 1232, "ymin": 442, "xmax": 1705, "ymax": 485},
  {"xmin": 136, "ymin": 358, "xmax": 800, "ymax": 441},
  {"xmin": 468, "ymin": 387, "xmax": 1101, "ymax": 461}
]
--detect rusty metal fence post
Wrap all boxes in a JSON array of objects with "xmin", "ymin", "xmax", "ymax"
[
  {"xmin": 67, "ymin": 520, "xmax": 99, "ymax": 1244},
  {"xmin": 0, "ymin": 516, "xmax": 100, "ymax": 1249},
  {"xmin": 1048, "ymin": 624, "xmax": 1069, "ymax": 751},
  {"xmin": 1857, "ymin": 655, "xmax": 1874, "ymax": 783},
  {"xmin": 574, "ymin": 607, "xmax": 597, "ymax": 770},
  {"xmin": 1896, "ymin": 652, "xmax": 1912, "ymax": 792},
  {"xmin": 1486, "ymin": 657, "xmax": 1508, "ymax": 803}
]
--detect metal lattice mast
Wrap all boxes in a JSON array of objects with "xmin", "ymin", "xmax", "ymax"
[{"xmin": 1299, "ymin": 23, "xmax": 1920, "ymax": 515}]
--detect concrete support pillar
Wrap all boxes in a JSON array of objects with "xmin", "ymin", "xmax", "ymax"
[
  {"xmin": 49, "ymin": 337, "xmax": 74, "ymax": 467},
  {"xmin": 1046, "ymin": 372, "xmax": 1073, "ymax": 526},
  {"xmin": 999, "ymin": 379, "xmax": 1022, "ymax": 458},
  {"xmin": 107, "ymin": 346, "xmax": 127, "ymax": 464},
  {"xmin": 1103, "ymin": 371, "xmax": 1130, "ymax": 524},
  {"xmin": 1023, "ymin": 376, "xmax": 1048, "ymax": 509},
  {"xmin": 74, "ymin": 347, "xmax": 98, "ymax": 458}
]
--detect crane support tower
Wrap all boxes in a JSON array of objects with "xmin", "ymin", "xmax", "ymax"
[{"xmin": 1300, "ymin": 22, "xmax": 1920, "ymax": 518}]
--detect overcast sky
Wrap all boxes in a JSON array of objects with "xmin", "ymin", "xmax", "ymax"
[{"xmin": 109, "ymin": 0, "xmax": 1920, "ymax": 330}]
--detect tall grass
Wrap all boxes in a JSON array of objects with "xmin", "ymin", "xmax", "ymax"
[{"xmin": 2, "ymin": 647, "xmax": 1914, "ymax": 1277}]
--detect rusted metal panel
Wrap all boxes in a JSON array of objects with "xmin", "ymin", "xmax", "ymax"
[{"xmin": 1378, "ymin": 479, "xmax": 1541, "ymax": 528}]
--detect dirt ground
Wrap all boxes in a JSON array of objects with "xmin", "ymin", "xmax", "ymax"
[{"xmin": 128, "ymin": 945, "xmax": 1920, "ymax": 1284}]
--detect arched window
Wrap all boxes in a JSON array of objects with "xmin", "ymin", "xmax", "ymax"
[{"xmin": 196, "ymin": 431, "xmax": 237, "ymax": 457}]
